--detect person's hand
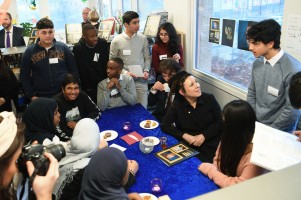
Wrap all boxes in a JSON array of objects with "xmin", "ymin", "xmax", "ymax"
[
  {"xmin": 128, "ymin": 192, "xmax": 143, "ymax": 200},
  {"xmin": 111, "ymin": 78, "xmax": 121, "ymax": 89},
  {"xmin": 31, "ymin": 96, "xmax": 38, "ymax": 101},
  {"xmin": 182, "ymin": 133, "xmax": 196, "ymax": 145},
  {"xmin": 143, "ymin": 71, "xmax": 149, "ymax": 80},
  {"xmin": 293, "ymin": 130, "xmax": 301, "ymax": 142},
  {"xmin": 128, "ymin": 160, "xmax": 139, "ymax": 175},
  {"xmin": 152, "ymin": 81, "xmax": 164, "ymax": 91},
  {"xmin": 0, "ymin": 97, "xmax": 5, "ymax": 106},
  {"xmin": 192, "ymin": 134, "xmax": 205, "ymax": 147},
  {"xmin": 26, "ymin": 152, "xmax": 59, "ymax": 200},
  {"xmin": 98, "ymin": 139, "xmax": 108, "ymax": 149},
  {"xmin": 172, "ymin": 53, "xmax": 181, "ymax": 62},
  {"xmin": 67, "ymin": 121, "xmax": 77, "ymax": 129},
  {"xmin": 198, "ymin": 163, "xmax": 217, "ymax": 179},
  {"xmin": 107, "ymin": 80, "xmax": 116, "ymax": 89}
]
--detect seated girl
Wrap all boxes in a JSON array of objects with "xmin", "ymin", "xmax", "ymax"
[
  {"xmin": 198, "ymin": 100, "xmax": 264, "ymax": 187},
  {"xmin": 148, "ymin": 59, "xmax": 181, "ymax": 122},
  {"xmin": 161, "ymin": 71, "xmax": 223, "ymax": 163},
  {"xmin": 79, "ymin": 147, "xmax": 142, "ymax": 200},
  {"xmin": 22, "ymin": 97, "xmax": 60, "ymax": 144}
]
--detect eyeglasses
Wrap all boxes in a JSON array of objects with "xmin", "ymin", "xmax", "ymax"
[{"xmin": 159, "ymin": 33, "xmax": 169, "ymax": 37}]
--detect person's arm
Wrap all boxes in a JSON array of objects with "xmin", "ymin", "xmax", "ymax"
[
  {"xmin": 82, "ymin": 92, "xmax": 102, "ymax": 120},
  {"xmin": 271, "ymin": 74, "xmax": 301, "ymax": 132},
  {"xmin": 178, "ymin": 44, "xmax": 184, "ymax": 67},
  {"xmin": 247, "ymin": 67, "xmax": 256, "ymax": 111},
  {"xmin": 97, "ymin": 81, "xmax": 111, "ymax": 111},
  {"xmin": 64, "ymin": 45, "xmax": 78, "ymax": 77},
  {"xmin": 198, "ymin": 154, "xmax": 263, "ymax": 188},
  {"xmin": 3, "ymin": 70, "xmax": 18, "ymax": 103},
  {"xmin": 54, "ymin": 99, "xmax": 73, "ymax": 141},
  {"xmin": 119, "ymin": 76, "xmax": 137, "ymax": 106},
  {"xmin": 142, "ymin": 37, "xmax": 151, "ymax": 72},
  {"xmin": 161, "ymin": 106, "xmax": 186, "ymax": 138},
  {"xmin": 202, "ymin": 94, "xmax": 223, "ymax": 141},
  {"xmin": 26, "ymin": 152, "xmax": 59, "ymax": 200},
  {"xmin": 151, "ymin": 44, "xmax": 160, "ymax": 74},
  {"xmin": 20, "ymin": 49, "xmax": 35, "ymax": 100}
]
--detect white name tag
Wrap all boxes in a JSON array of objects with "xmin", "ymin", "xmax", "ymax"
[
  {"xmin": 267, "ymin": 86, "xmax": 279, "ymax": 97},
  {"xmin": 110, "ymin": 88, "xmax": 118, "ymax": 96},
  {"xmin": 49, "ymin": 58, "xmax": 58, "ymax": 64},
  {"xmin": 93, "ymin": 53, "xmax": 99, "ymax": 62},
  {"xmin": 123, "ymin": 50, "xmax": 131, "ymax": 55},
  {"xmin": 159, "ymin": 54, "xmax": 167, "ymax": 60}
]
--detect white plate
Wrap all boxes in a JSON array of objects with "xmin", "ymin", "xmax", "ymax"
[
  {"xmin": 144, "ymin": 136, "xmax": 160, "ymax": 145},
  {"xmin": 140, "ymin": 120, "xmax": 159, "ymax": 129},
  {"xmin": 100, "ymin": 130, "xmax": 118, "ymax": 141},
  {"xmin": 139, "ymin": 193, "xmax": 158, "ymax": 200}
]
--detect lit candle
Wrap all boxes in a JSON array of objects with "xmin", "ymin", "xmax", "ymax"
[
  {"xmin": 123, "ymin": 122, "xmax": 131, "ymax": 131},
  {"xmin": 152, "ymin": 184, "xmax": 161, "ymax": 192}
]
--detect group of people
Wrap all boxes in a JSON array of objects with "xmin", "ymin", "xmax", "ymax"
[{"xmin": 1, "ymin": 6, "xmax": 301, "ymax": 200}]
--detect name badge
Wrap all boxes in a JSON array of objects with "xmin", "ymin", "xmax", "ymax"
[
  {"xmin": 110, "ymin": 88, "xmax": 118, "ymax": 96},
  {"xmin": 94, "ymin": 53, "xmax": 99, "ymax": 62},
  {"xmin": 123, "ymin": 50, "xmax": 131, "ymax": 55},
  {"xmin": 267, "ymin": 86, "xmax": 279, "ymax": 97},
  {"xmin": 159, "ymin": 54, "xmax": 167, "ymax": 60},
  {"xmin": 49, "ymin": 58, "xmax": 58, "ymax": 64}
]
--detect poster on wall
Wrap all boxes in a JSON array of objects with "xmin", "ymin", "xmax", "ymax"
[
  {"xmin": 221, "ymin": 19, "xmax": 235, "ymax": 47},
  {"xmin": 209, "ymin": 18, "xmax": 220, "ymax": 44},
  {"xmin": 237, "ymin": 20, "xmax": 257, "ymax": 50}
]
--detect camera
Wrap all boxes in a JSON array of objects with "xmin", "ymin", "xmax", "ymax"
[{"xmin": 18, "ymin": 143, "xmax": 66, "ymax": 177}]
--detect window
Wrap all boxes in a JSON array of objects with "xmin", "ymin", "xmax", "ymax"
[
  {"xmin": 138, "ymin": 0, "xmax": 164, "ymax": 32},
  {"xmin": 17, "ymin": 0, "xmax": 40, "ymax": 25},
  {"xmin": 195, "ymin": 0, "xmax": 285, "ymax": 90}
]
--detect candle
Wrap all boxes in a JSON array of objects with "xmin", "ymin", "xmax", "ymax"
[
  {"xmin": 152, "ymin": 185, "xmax": 161, "ymax": 192},
  {"xmin": 123, "ymin": 122, "xmax": 131, "ymax": 131},
  {"xmin": 151, "ymin": 178, "xmax": 162, "ymax": 193}
]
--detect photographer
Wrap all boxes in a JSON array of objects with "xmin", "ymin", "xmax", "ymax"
[{"xmin": 0, "ymin": 111, "xmax": 59, "ymax": 200}]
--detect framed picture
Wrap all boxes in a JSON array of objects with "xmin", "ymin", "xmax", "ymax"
[
  {"xmin": 157, "ymin": 149, "xmax": 183, "ymax": 165},
  {"xmin": 30, "ymin": 28, "xmax": 37, "ymax": 37},
  {"xmin": 98, "ymin": 19, "xmax": 115, "ymax": 41},
  {"xmin": 210, "ymin": 18, "xmax": 220, "ymax": 31},
  {"xmin": 143, "ymin": 15, "xmax": 161, "ymax": 38},
  {"xmin": 65, "ymin": 24, "xmax": 82, "ymax": 44},
  {"xmin": 27, "ymin": 37, "xmax": 37, "ymax": 46}
]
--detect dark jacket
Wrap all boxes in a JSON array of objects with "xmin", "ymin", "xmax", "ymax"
[
  {"xmin": 161, "ymin": 93, "xmax": 223, "ymax": 163},
  {"xmin": 20, "ymin": 39, "xmax": 78, "ymax": 99},
  {"xmin": 0, "ymin": 69, "xmax": 18, "ymax": 112},
  {"xmin": 0, "ymin": 26, "xmax": 26, "ymax": 48},
  {"xmin": 73, "ymin": 37, "xmax": 109, "ymax": 102}
]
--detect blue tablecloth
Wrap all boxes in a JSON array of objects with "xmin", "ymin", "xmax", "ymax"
[{"xmin": 96, "ymin": 104, "xmax": 219, "ymax": 199}]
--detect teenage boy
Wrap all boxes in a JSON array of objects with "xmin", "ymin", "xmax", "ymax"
[
  {"xmin": 0, "ymin": 12, "xmax": 25, "ymax": 48},
  {"xmin": 54, "ymin": 74, "xmax": 101, "ymax": 141},
  {"xmin": 20, "ymin": 18, "xmax": 78, "ymax": 101},
  {"xmin": 73, "ymin": 23, "xmax": 109, "ymax": 103},
  {"xmin": 246, "ymin": 19, "xmax": 301, "ymax": 133},
  {"xmin": 148, "ymin": 59, "xmax": 182, "ymax": 122},
  {"xmin": 109, "ymin": 11, "xmax": 151, "ymax": 108},
  {"xmin": 97, "ymin": 58, "xmax": 136, "ymax": 111}
]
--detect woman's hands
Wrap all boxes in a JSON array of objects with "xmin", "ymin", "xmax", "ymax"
[
  {"xmin": 26, "ymin": 152, "xmax": 59, "ymax": 200},
  {"xmin": 183, "ymin": 133, "xmax": 205, "ymax": 147}
]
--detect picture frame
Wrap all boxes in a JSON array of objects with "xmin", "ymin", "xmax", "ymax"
[
  {"xmin": 27, "ymin": 37, "xmax": 37, "ymax": 46},
  {"xmin": 65, "ymin": 24, "xmax": 82, "ymax": 44},
  {"xmin": 210, "ymin": 18, "xmax": 220, "ymax": 31},
  {"xmin": 143, "ymin": 15, "xmax": 161, "ymax": 38},
  {"xmin": 30, "ymin": 27, "xmax": 37, "ymax": 37},
  {"xmin": 98, "ymin": 19, "xmax": 115, "ymax": 41}
]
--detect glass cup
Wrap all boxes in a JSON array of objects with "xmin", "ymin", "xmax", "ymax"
[
  {"xmin": 151, "ymin": 178, "xmax": 162, "ymax": 193},
  {"xmin": 139, "ymin": 137, "xmax": 155, "ymax": 153},
  {"xmin": 160, "ymin": 137, "xmax": 168, "ymax": 149},
  {"xmin": 123, "ymin": 121, "xmax": 131, "ymax": 132}
]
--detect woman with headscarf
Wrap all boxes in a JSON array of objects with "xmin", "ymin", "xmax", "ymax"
[
  {"xmin": 22, "ymin": 97, "xmax": 61, "ymax": 144},
  {"xmin": 79, "ymin": 147, "xmax": 142, "ymax": 200}
]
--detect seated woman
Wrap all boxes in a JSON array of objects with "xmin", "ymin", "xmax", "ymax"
[
  {"xmin": 161, "ymin": 71, "xmax": 223, "ymax": 163},
  {"xmin": 54, "ymin": 74, "xmax": 101, "ymax": 141},
  {"xmin": 22, "ymin": 97, "xmax": 60, "ymax": 144},
  {"xmin": 152, "ymin": 22, "xmax": 184, "ymax": 75},
  {"xmin": 79, "ymin": 147, "xmax": 142, "ymax": 200},
  {"xmin": 198, "ymin": 100, "xmax": 264, "ymax": 188},
  {"xmin": 0, "ymin": 111, "xmax": 59, "ymax": 200},
  {"xmin": 53, "ymin": 118, "xmax": 108, "ymax": 200},
  {"xmin": 148, "ymin": 59, "xmax": 181, "ymax": 122}
]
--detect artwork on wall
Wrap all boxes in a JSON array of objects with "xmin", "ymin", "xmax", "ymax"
[
  {"xmin": 209, "ymin": 18, "xmax": 220, "ymax": 44},
  {"xmin": 237, "ymin": 20, "xmax": 257, "ymax": 50},
  {"xmin": 221, "ymin": 19, "xmax": 235, "ymax": 47},
  {"xmin": 65, "ymin": 24, "xmax": 82, "ymax": 44}
]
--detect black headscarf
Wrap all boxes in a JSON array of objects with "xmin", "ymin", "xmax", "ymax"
[
  {"xmin": 79, "ymin": 147, "xmax": 129, "ymax": 200},
  {"xmin": 22, "ymin": 97, "xmax": 58, "ymax": 143}
]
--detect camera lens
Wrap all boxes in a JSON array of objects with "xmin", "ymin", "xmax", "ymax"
[{"xmin": 44, "ymin": 144, "xmax": 66, "ymax": 162}]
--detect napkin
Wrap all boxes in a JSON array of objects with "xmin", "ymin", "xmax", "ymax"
[
  {"xmin": 109, "ymin": 143, "xmax": 127, "ymax": 152},
  {"xmin": 121, "ymin": 131, "xmax": 144, "ymax": 145}
]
